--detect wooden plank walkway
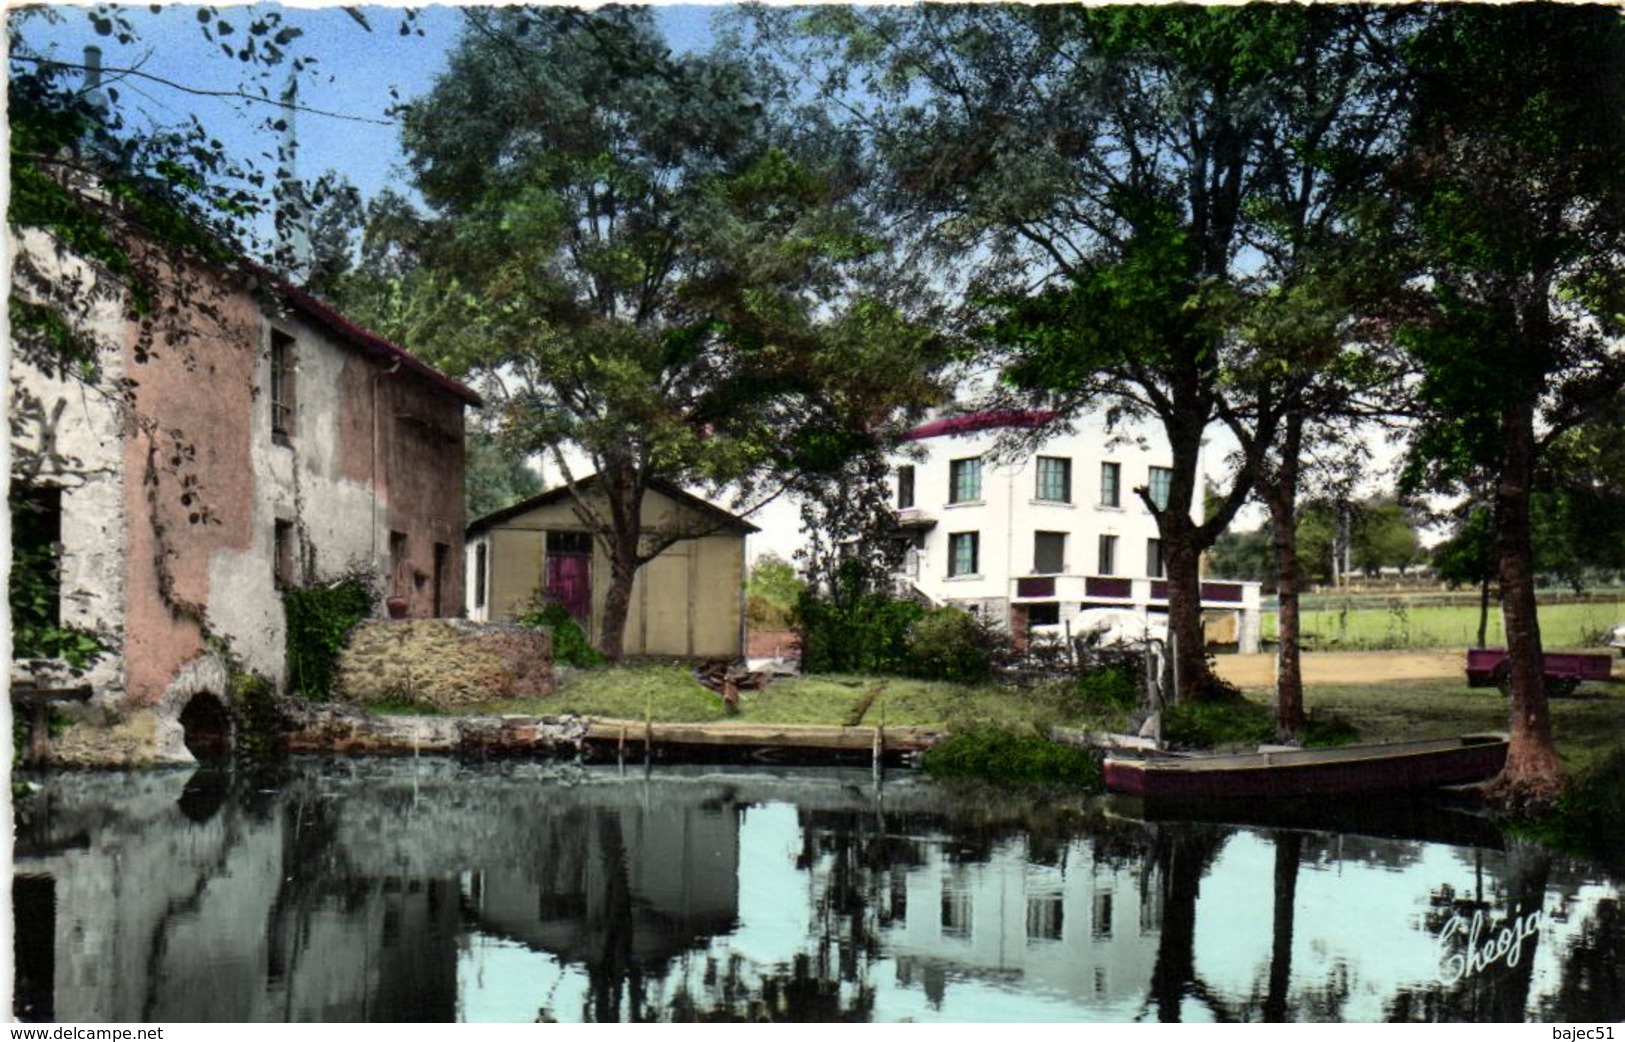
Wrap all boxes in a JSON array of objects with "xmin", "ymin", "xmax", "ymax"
[{"xmin": 580, "ymin": 719, "xmax": 944, "ymax": 755}]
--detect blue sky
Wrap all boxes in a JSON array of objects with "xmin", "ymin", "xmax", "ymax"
[{"xmin": 14, "ymin": 4, "xmax": 727, "ymax": 211}]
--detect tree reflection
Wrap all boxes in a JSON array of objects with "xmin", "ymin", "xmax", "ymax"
[
  {"xmin": 1143, "ymin": 825, "xmax": 1233, "ymax": 1022},
  {"xmin": 1540, "ymin": 896, "xmax": 1625, "ymax": 1022},
  {"xmin": 1388, "ymin": 840, "xmax": 1551, "ymax": 1022},
  {"xmin": 1263, "ymin": 831, "xmax": 1303, "ymax": 1023}
]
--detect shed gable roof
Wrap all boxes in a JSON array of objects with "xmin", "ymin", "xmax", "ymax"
[{"xmin": 467, "ymin": 475, "xmax": 761, "ymax": 537}]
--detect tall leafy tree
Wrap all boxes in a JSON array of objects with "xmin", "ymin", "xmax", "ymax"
[
  {"xmin": 767, "ymin": 4, "xmax": 1407, "ymax": 702},
  {"xmin": 1395, "ymin": 5, "xmax": 1625, "ymax": 804},
  {"xmin": 387, "ymin": 8, "xmax": 946, "ymax": 657}
]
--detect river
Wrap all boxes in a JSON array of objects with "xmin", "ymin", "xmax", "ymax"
[{"xmin": 11, "ymin": 757, "xmax": 1624, "ymax": 1022}]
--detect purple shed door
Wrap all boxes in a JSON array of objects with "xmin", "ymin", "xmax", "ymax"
[{"xmin": 545, "ymin": 553, "xmax": 592, "ymax": 626}]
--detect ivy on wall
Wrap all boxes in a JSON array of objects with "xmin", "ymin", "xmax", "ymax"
[
  {"xmin": 283, "ymin": 572, "xmax": 376, "ymax": 701},
  {"xmin": 9, "ymin": 491, "xmax": 105, "ymax": 670}
]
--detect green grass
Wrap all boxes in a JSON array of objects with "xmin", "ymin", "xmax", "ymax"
[
  {"xmin": 469, "ymin": 662, "xmax": 730, "ymax": 722},
  {"xmin": 1233, "ymin": 678, "xmax": 1625, "ymax": 778},
  {"xmin": 1263, "ymin": 598, "xmax": 1625, "ymax": 650}
]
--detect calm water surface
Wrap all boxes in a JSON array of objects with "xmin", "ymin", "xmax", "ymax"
[{"xmin": 11, "ymin": 757, "xmax": 1624, "ymax": 1023}]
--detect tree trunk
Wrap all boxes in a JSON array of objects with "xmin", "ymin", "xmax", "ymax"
[
  {"xmin": 598, "ymin": 547, "xmax": 638, "ymax": 662},
  {"xmin": 1162, "ymin": 411, "xmax": 1214, "ymax": 705},
  {"xmin": 1477, "ymin": 499, "xmax": 1498, "ymax": 648},
  {"xmin": 594, "ymin": 465, "xmax": 647, "ymax": 662},
  {"xmin": 1164, "ymin": 521, "xmax": 1208, "ymax": 704},
  {"xmin": 1263, "ymin": 411, "xmax": 1306, "ymax": 743},
  {"xmin": 1490, "ymin": 395, "xmax": 1564, "ymax": 806}
]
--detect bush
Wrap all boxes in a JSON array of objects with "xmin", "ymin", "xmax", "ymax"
[
  {"xmin": 746, "ymin": 593, "xmax": 792, "ymax": 630},
  {"xmin": 907, "ymin": 607, "xmax": 1006, "ymax": 683},
  {"xmin": 1075, "ymin": 666, "xmax": 1141, "ymax": 710},
  {"xmin": 1161, "ymin": 698, "xmax": 1363, "ymax": 750},
  {"xmin": 284, "ymin": 573, "xmax": 376, "ymax": 701},
  {"xmin": 796, "ymin": 590, "xmax": 924, "ymax": 675},
  {"xmin": 1517, "ymin": 748, "xmax": 1625, "ymax": 865},
  {"xmin": 1304, "ymin": 712, "xmax": 1362, "ymax": 747},
  {"xmin": 923, "ymin": 728, "xmax": 1102, "ymax": 788},
  {"xmin": 517, "ymin": 601, "xmax": 605, "ymax": 668},
  {"xmin": 1162, "ymin": 699, "xmax": 1274, "ymax": 750}
]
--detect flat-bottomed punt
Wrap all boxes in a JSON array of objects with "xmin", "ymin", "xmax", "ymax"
[{"xmin": 1103, "ymin": 733, "xmax": 1509, "ymax": 800}]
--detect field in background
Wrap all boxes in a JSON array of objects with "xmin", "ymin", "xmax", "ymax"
[{"xmin": 1261, "ymin": 592, "xmax": 1625, "ymax": 650}]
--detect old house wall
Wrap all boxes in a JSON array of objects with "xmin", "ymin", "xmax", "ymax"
[
  {"xmin": 14, "ymin": 237, "xmax": 470, "ymax": 762},
  {"xmin": 486, "ymin": 526, "xmax": 546, "ymax": 622},
  {"xmin": 120, "ymin": 280, "xmax": 262, "ymax": 719},
  {"xmin": 8, "ymin": 230, "xmax": 132, "ymax": 708},
  {"xmin": 380, "ymin": 374, "xmax": 466, "ymax": 618}
]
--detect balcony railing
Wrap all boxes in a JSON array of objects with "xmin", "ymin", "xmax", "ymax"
[{"xmin": 1011, "ymin": 574, "xmax": 1260, "ymax": 610}]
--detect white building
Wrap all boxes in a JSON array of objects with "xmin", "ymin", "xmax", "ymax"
[{"xmin": 889, "ymin": 410, "xmax": 1262, "ymax": 652}]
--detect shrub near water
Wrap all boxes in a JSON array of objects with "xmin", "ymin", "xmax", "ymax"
[
  {"xmin": 1517, "ymin": 749, "xmax": 1625, "ymax": 865},
  {"xmin": 1162, "ymin": 699, "xmax": 1363, "ymax": 750},
  {"xmin": 923, "ymin": 729, "xmax": 1102, "ymax": 788}
]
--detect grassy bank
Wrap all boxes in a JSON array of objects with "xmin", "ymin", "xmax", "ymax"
[
  {"xmin": 462, "ymin": 663, "xmax": 1133, "ymax": 737},
  {"xmin": 372, "ymin": 661, "xmax": 1625, "ymax": 844},
  {"xmin": 437, "ymin": 660, "xmax": 1625, "ymax": 774}
]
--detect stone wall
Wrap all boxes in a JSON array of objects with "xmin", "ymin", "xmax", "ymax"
[{"xmin": 335, "ymin": 619, "xmax": 553, "ymax": 709}]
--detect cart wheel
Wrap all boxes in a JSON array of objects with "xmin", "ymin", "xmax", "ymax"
[
  {"xmin": 1549, "ymin": 677, "xmax": 1579, "ymax": 699},
  {"xmin": 1493, "ymin": 660, "xmax": 1512, "ymax": 696}
]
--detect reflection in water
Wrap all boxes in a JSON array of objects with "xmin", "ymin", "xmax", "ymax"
[{"xmin": 10, "ymin": 759, "xmax": 1624, "ymax": 1023}]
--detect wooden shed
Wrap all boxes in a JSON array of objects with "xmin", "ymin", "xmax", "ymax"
[{"xmin": 465, "ymin": 477, "xmax": 758, "ymax": 659}]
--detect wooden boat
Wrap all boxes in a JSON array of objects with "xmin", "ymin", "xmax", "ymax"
[{"xmin": 1102, "ymin": 733, "xmax": 1509, "ymax": 800}]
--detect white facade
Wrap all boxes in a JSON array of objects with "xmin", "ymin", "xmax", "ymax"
[{"xmin": 890, "ymin": 411, "xmax": 1262, "ymax": 652}]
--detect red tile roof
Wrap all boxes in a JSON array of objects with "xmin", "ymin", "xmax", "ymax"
[
  {"xmin": 902, "ymin": 409, "xmax": 1058, "ymax": 441},
  {"xmin": 253, "ymin": 265, "xmax": 482, "ymax": 407}
]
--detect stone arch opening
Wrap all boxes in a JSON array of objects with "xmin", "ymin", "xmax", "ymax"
[{"xmin": 178, "ymin": 692, "xmax": 233, "ymax": 764}]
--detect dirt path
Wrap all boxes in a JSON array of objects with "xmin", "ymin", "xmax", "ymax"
[{"xmin": 1213, "ymin": 649, "xmax": 1470, "ymax": 689}]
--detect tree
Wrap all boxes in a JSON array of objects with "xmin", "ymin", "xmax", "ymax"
[
  {"xmin": 384, "ymin": 8, "xmax": 946, "ymax": 658},
  {"xmin": 1530, "ymin": 397, "xmax": 1625, "ymax": 586},
  {"xmin": 1432, "ymin": 504, "xmax": 1497, "ymax": 648},
  {"xmin": 463, "ymin": 428, "xmax": 542, "ymax": 521},
  {"xmin": 1394, "ymin": 5, "xmax": 1625, "ymax": 804},
  {"xmin": 1208, "ymin": 526, "xmax": 1275, "ymax": 587},
  {"xmin": 765, "ymin": 4, "xmax": 1406, "ymax": 702}
]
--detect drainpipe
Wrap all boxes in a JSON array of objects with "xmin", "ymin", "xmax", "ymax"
[
  {"xmin": 372, "ymin": 360, "xmax": 402, "ymax": 600},
  {"xmin": 1004, "ymin": 447, "xmax": 1016, "ymax": 627}
]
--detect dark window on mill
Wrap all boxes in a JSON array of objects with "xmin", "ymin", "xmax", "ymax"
[
  {"xmin": 270, "ymin": 329, "xmax": 297, "ymax": 443},
  {"xmin": 390, "ymin": 531, "xmax": 409, "ymax": 600},
  {"xmin": 274, "ymin": 520, "xmax": 296, "ymax": 589},
  {"xmin": 432, "ymin": 542, "xmax": 449, "ymax": 617}
]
